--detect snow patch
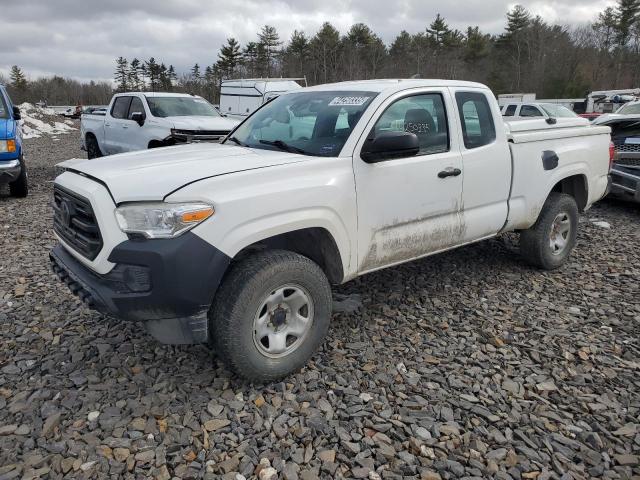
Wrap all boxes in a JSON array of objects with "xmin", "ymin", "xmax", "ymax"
[{"xmin": 18, "ymin": 103, "xmax": 76, "ymax": 139}]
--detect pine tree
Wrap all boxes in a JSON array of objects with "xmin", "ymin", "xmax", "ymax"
[
  {"xmin": 128, "ymin": 58, "xmax": 141, "ymax": 90},
  {"xmin": 145, "ymin": 57, "xmax": 160, "ymax": 91},
  {"xmin": 427, "ymin": 14, "xmax": 451, "ymax": 76},
  {"xmin": 287, "ymin": 31, "xmax": 309, "ymax": 75},
  {"xmin": 504, "ymin": 5, "xmax": 531, "ymax": 38},
  {"xmin": 258, "ymin": 25, "xmax": 282, "ymax": 76},
  {"xmin": 191, "ymin": 63, "xmax": 201, "ymax": 80},
  {"xmin": 9, "ymin": 65, "xmax": 27, "ymax": 91},
  {"xmin": 614, "ymin": 0, "xmax": 640, "ymax": 47},
  {"xmin": 217, "ymin": 38, "xmax": 242, "ymax": 78},
  {"xmin": 114, "ymin": 57, "xmax": 129, "ymax": 92}
]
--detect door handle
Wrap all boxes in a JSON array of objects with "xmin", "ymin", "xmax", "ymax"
[
  {"xmin": 105, "ymin": 123, "xmax": 111, "ymax": 127},
  {"xmin": 438, "ymin": 167, "xmax": 462, "ymax": 178},
  {"xmin": 122, "ymin": 125, "xmax": 129, "ymax": 129}
]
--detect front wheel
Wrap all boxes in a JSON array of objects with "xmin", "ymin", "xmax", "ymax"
[
  {"xmin": 210, "ymin": 250, "xmax": 332, "ymax": 383},
  {"xmin": 520, "ymin": 193, "xmax": 578, "ymax": 270},
  {"xmin": 86, "ymin": 135, "xmax": 102, "ymax": 159}
]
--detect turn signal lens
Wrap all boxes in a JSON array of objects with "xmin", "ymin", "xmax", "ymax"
[
  {"xmin": 181, "ymin": 207, "xmax": 214, "ymax": 223},
  {"xmin": 6, "ymin": 140, "xmax": 16, "ymax": 153}
]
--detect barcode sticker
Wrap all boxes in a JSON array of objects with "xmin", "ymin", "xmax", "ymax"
[{"xmin": 328, "ymin": 96, "xmax": 370, "ymax": 106}]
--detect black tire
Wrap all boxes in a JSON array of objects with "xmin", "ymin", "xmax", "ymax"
[
  {"xmin": 520, "ymin": 193, "xmax": 578, "ymax": 270},
  {"xmin": 210, "ymin": 250, "xmax": 332, "ymax": 383},
  {"xmin": 86, "ymin": 135, "xmax": 102, "ymax": 159},
  {"xmin": 9, "ymin": 157, "xmax": 28, "ymax": 198}
]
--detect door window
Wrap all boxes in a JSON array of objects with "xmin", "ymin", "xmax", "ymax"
[
  {"xmin": 520, "ymin": 105, "xmax": 543, "ymax": 117},
  {"xmin": 455, "ymin": 91, "xmax": 496, "ymax": 149},
  {"xmin": 111, "ymin": 97, "xmax": 132, "ymax": 119},
  {"xmin": 127, "ymin": 97, "xmax": 145, "ymax": 120},
  {"xmin": 372, "ymin": 93, "xmax": 449, "ymax": 155}
]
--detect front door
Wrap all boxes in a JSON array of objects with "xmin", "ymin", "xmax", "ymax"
[{"xmin": 353, "ymin": 90, "xmax": 465, "ymax": 273}]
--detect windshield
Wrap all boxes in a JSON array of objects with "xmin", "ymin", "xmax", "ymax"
[
  {"xmin": 540, "ymin": 104, "xmax": 577, "ymax": 118},
  {"xmin": 146, "ymin": 96, "xmax": 220, "ymax": 118},
  {"xmin": 616, "ymin": 103, "xmax": 640, "ymax": 115},
  {"xmin": 0, "ymin": 90, "xmax": 8, "ymax": 119},
  {"xmin": 225, "ymin": 90, "xmax": 378, "ymax": 157}
]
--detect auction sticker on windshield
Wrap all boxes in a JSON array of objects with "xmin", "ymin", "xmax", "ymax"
[{"xmin": 329, "ymin": 96, "xmax": 371, "ymax": 106}]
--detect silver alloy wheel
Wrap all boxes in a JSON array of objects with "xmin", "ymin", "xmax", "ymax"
[
  {"xmin": 549, "ymin": 212, "xmax": 571, "ymax": 255},
  {"xmin": 252, "ymin": 284, "xmax": 314, "ymax": 358}
]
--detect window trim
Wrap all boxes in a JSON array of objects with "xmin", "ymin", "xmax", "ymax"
[
  {"xmin": 362, "ymin": 91, "xmax": 451, "ymax": 161},
  {"xmin": 455, "ymin": 91, "xmax": 497, "ymax": 150},
  {"xmin": 110, "ymin": 96, "xmax": 133, "ymax": 120}
]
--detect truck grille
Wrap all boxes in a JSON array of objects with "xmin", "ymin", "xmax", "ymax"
[
  {"xmin": 171, "ymin": 129, "xmax": 230, "ymax": 142},
  {"xmin": 53, "ymin": 185, "xmax": 103, "ymax": 260},
  {"xmin": 614, "ymin": 142, "xmax": 640, "ymax": 153}
]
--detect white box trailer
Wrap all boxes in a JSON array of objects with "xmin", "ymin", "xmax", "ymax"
[
  {"xmin": 497, "ymin": 93, "xmax": 536, "ymax": 107},
  {"xmin": 220, "ymin": 78, "xmax": 306, "ymax": 118}
]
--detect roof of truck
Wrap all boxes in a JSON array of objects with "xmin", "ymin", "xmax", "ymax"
[
  {"xmin": 303, "ymin": 79, "xmax": 487, "ymax": 93},
  {"xmin": 115, "ymin": 92, "xmax": 203, "ymax": 98}
]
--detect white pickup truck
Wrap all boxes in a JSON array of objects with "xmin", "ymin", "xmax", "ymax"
[
  {"xmin": 80, "ymin": 92, "xmax": 239, "ymax": 158},
  {"xmin": 50, "ymin": 79, "xmax": 612, "ymax": 382}
]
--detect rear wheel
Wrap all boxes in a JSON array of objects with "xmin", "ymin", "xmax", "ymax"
[
  {"xmin": 9, "ymin": 157, "xmax": 28, "ymax": 198},
  {"xmin": 210, "ymin": 250, "xmax": 332, "ymax": 383},
  {"xmin": 520, "ymin": 193, "xmax": 578, "ymax": 270},
  {"xmin": 86, "ymin": 135, "xmax": 102, "ymax": 159}
]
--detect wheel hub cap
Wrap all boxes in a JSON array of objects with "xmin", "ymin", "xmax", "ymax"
[
  {"xmin": 253, "ymin": 284, "xmax": 314, "ymax": 358},
  {"xmin": 549, "ymin": 212, "xmax": 571, "ymax": 256}
]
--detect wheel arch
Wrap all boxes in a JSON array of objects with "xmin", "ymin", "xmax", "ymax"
[
  {"xmin": 230, "ymin": 227, "xmax": 345, "ymax": 285},
  {"xmin": 550, "ymin": 173, "xmax": 588, "ymax": 212}
]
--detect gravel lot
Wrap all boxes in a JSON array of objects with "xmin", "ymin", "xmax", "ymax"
[{"xmin": 0, "ymin": 129, "xmax": 638, "ymax": 480}]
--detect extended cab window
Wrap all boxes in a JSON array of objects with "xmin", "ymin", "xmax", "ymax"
[
  {"xmin": 520, "ymin": 105, "xmax": 543, "ymax": 117},
  {"xmin": 111, "ymin": 97, "xmax": 132, "ymax": 119},
  {"xmin": 128, "ymin": 97, "xmax": 145, "ymax": 120},
  {"xmin": 503, "ymin": 104, "xmax": 517, "ymax": 117},
  {"xmin": 455, "ymin": 91, "xmax": 496, "ymax": 149},
  {"xmin": 372, "ymin": 93, "xmax": 449, "ymax": 155}
]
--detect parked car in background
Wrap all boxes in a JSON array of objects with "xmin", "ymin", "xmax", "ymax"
[
  {"xmin": 219, "ymin": 78, "xmax": 306, "ymax": 118},
  {"xmin": 81, "ymin": 92, "xmax": 240, "ymax": 158},
  {"xmin": 0, "ymin": 85, "xmax": 27, "ymax": 197},
  {"xmin": 593, "ymin": 101, "xmax": 640, "ymax": 202},
  {"xmin": 51, "ymin": 79, "xmax": 611, "ymax": 381},
  {"xmin": 61, "ymin": 105, "xmax": 82, "ymax": 119},
  {"xmin": 502, "ymin": 102, "xmax": 585, "ymax": 122},
  {"xmin": 83, "ymin": 106, "xmax": 108, "ymax": 116}
]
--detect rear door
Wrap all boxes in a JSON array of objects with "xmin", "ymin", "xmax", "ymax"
[
  {"xmin": 353, "ymin": 89, "xmax": 465, "ymax": 272},
  {"xmin": 449, "ymin": 88, "xmax": 512, "ymax": 241},
  {"xmin": 105, "ymin": 96, "xmax": 132, "ymax": 154}
]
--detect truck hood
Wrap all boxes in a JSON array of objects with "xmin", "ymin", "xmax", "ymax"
[
  {"xmin": 593, "ymin": 113, "xmax": 640, "ymax": 126},
  {"xmin": 166, "ymin": 115, "xmax": 240, "ymax": 131},
  {"xmin": 57, "ymin": 143, "xmax": 307, "ymax": 203}
]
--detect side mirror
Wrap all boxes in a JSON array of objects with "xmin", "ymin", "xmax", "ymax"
[
  {"xmin": 361, "ymin": 131, "xmax": 420, "ymax": 163},
  {"xmin": 131, "ymin": 112, "xmax": 145, "ymax": 126},
  {"xmin": 12, "ymin": 106, "xmax": 21, "ymax": 121},
  {"xmin": 545, "ymin": 117, "xmax": 557, "ymax": 125}
]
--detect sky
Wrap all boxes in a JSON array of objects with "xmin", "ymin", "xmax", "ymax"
[{"xmin": 0, "ymin": 0, "xmax": 615, "ymax": 84}]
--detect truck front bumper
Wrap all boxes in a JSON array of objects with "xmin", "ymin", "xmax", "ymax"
[
  {"xmin": 50, "ymin": 233, "xmax": 231, "ymax": 344},
  {"xmin": 0, "ymin": 159, "xmax": 21, "ymax": 183},
  {"xmin": 610, "ymin": 164, "xmax": 640, "ymax": 203}
]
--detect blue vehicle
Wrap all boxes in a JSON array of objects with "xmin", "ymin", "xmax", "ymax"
[{"xmin": 0, "ymin": 85, "xmax": 27, "ymax": 197}]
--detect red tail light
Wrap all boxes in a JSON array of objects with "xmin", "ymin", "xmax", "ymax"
[{"xmin": 609, "ymin": 141, "xmax": 615, "ymax": 170}]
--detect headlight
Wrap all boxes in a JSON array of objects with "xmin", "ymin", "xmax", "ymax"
[
  {"xmin": 114, "ymin": 202, "xmax": 214, "ymax": 239},
  {"xmin": 0, "ymin": 140, "xmax": 16, "ymax": 153}
]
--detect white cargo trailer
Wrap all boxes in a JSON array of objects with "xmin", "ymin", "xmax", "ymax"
[{"xmin": 219, "ymin": 78, "xmax": 306, "ymax": 118}]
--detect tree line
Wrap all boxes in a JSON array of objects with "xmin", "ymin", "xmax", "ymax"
[{"xmin": 4, "ymin": 0, "xmax": 640, "ymax": 106}]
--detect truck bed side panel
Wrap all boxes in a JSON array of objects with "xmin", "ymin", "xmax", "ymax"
[{"xmin": 504, "ymin": 126, "xmax": 611, "ymax": 231}]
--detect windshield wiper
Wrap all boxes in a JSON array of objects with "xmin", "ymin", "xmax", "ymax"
[
  {"xmin": 259, "ymin": 139, "xmax": 309, "ymax": 155},
  {"xmin": 226, "ymin": 136, "xmax": 247, "ymax": 147}
]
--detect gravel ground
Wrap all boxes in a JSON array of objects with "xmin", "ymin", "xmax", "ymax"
[{"xmin": 0, "ymin": 129, "xmax": 638, "ymax": 480}]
